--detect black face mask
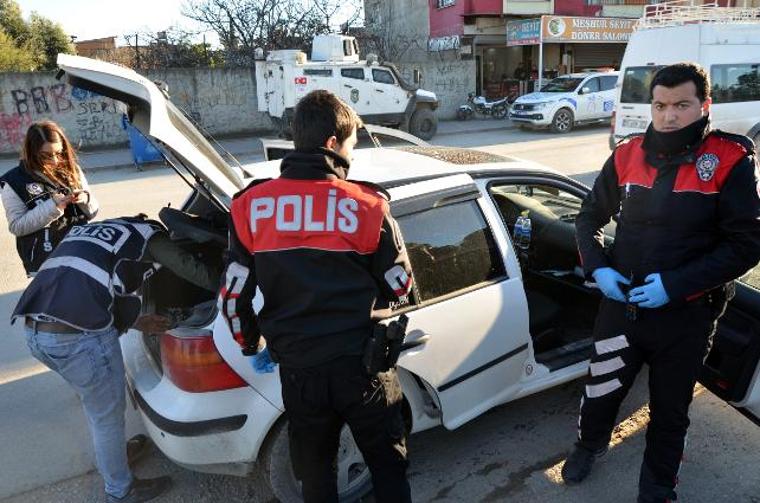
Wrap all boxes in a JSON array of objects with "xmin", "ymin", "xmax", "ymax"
[{"xmin": 642, "ymin": 115, "xmax": 710, "ymax": 156}]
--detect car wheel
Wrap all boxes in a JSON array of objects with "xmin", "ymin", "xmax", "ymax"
[
  {"xmin": 550, "ymin": 108, "xmax": 574, "ymax": 134},
  {"xmin": 263, "ymin": 420, "xmax": 373, "ymax": 503},
  {"xmin": 494, "ymin": 105, "xmax": 508, "ymax": 119},
  {"xmin": 409, "ymin": 107, "xmax": 438, "ymax": 140}
]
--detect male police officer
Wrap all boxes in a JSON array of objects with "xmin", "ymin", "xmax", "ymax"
[
  {"xmin": 561, "ymin": 63, "xmax": 760, "ymax": 501},
  {"xmin": 13, "ymin": 215, "xmax": 222, "ymax": 503},
  {"xmin": 219, "ymin": 90, "xmax": 413, "ymax": 502}
]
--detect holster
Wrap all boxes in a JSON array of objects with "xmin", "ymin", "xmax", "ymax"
[
  {"xmin": 362, "ymin": 314, "xmax": 409, "ymax": 376},
  {"xmin": 706, "ymin": 281, "xmax": 735, "ymax": 319}
]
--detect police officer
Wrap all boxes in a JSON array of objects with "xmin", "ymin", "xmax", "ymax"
[
  {"xmin": 12, "ymin": 215, "xmax": 222, "ymax": 503},
  {"xmin": 219, "ymin": 90, "xmax": 414, "ymax": 503},
  {"xmin": 561, "ymin": 63, "xmax": 760, "ymax": 502}
]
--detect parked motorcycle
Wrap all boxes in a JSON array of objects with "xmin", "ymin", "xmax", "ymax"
[{"xmin": 457, "ymin": 93, "xmax": 511, "ymax": 120}]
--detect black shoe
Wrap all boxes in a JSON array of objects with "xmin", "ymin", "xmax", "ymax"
[
  {"xmin": 561, "ymin": 445, "xmax": 607, "ymax": 485},
  {"xmin": 126, "ymin": 435, "xmax": 151, "ymax": 468},
  {"xmin": 106, "ymin": 476, "xmax": 172, "ymax": 503}
]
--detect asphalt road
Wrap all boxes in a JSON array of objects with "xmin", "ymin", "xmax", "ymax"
[{"xmin": 1, "ymin": 124, "xmax": 758, "ymax": 503}]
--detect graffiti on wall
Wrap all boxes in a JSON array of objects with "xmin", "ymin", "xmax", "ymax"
[{"xmin": 0, "ymin": 82, "xmax": 124, "ymax": 154}]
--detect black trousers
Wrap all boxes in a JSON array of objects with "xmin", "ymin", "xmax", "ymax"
[
  {"xmin": 280, "ymin": 356, "xmax": 412, "ymax": 503},
  {"xmin": 576, "ymin": 298, "xmax": 715, "ymax": 500}
]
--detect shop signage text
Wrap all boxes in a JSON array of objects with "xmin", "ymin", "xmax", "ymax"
[{"xmin": 541, "ymin": 16, "xmax": 635, "ymax": 43}]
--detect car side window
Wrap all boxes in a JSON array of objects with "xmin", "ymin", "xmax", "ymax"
[
  {"xmin": 341, "ymin": 68, "xmax": 365, "ymax": 80},
  {"xmin": 711, "ymin": 63, "xmax": 760, "ymax": 103},
  {"xmin": 600, "ymin": 76, "xmax": 617, "ymax": 92},
  {"xmin": 372, "ymin": 69, "xmax": 396, "ymax": 85},
  {"xmin": 583, "ymin": 77, "xmax": 601, "ymax": 94},
  {"xmin": 396, "ymin": 200, "xmax": 506, "ymax": 303}
]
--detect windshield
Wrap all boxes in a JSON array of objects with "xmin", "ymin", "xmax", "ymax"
[
  {"xmin": 540, "ymin": 77, "xmax": 584, "ymax": 93},
  {"xmin": 620, "ymin": 66, "xmax": 664, "ymax": 104}
]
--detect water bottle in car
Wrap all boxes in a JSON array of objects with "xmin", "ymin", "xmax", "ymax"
[
  {"xmin": 513, "ymin": 214, "xmax": 526, "ymax": 249},
  {"xmin": 520, "ymin": 210, "xmax": 531, "ymax": 251}
]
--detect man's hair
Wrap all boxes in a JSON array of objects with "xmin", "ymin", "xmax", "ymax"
[
  {"xmin": 649, "ymin": 62, "xmax": 711, "ymax": 102},
  {"xmin": 291, "ymin": 90, "xmax": 363, "ymax": 151}
]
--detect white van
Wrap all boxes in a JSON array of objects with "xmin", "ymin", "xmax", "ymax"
[{"xmin": 611, "ymin": 4, "xmax": 760, "ymax": 149}]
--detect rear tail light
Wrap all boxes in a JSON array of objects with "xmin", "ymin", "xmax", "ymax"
[{"xmin": 161, "ymin": 330, "xmax": 247, "ymax": 393}]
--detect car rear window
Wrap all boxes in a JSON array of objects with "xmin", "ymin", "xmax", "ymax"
[
  {"xmin": 620, "ymin": 66, "xmax": 663, "ymax": 104},
  {"xmin": 397, "ymin": 201, "xmax": 506, "ymax": 302},
  {"xmin": 711, "ymin": 63, "xmax": 760, "ymax": 103}
]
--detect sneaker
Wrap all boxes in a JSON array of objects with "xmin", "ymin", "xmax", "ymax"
[
  {"xmin": 106, "ymin": 476, "xmax": 172, "ymax": 503},
  {"xmin": 126, "ymin": 435, "xmax": 151, "ymax": 468},
  {"xmin": 561, "ymin": 444, "xmax": 607, "ymax": 485}
]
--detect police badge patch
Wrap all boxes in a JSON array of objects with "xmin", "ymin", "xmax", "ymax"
[
  {"xmin": 25, "ymin": 183, "xmax": 44, "ymax": 196},
  {"xmin": 696, "ymin": 153, "xmax": 719, "ymax": 182}
]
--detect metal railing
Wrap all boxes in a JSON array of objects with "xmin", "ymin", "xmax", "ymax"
[{"xmin": 636, "ymin": 0, "xmax": 760, "ymax": 29}]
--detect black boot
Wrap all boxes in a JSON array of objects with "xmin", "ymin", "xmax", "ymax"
[
  {"xmin": 106, "ymin": 476, "xmax": 172, "ymax": 503},
  {"xmin": 561, "ymin": 444, "xmax": 607, "ymax": 485}
]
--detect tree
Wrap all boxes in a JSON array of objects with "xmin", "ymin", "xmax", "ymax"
[
  {"xmin": 0, "ymin": 0, "xmax": 28, "ymax": 43},
  {"xmin": 182, "ymin": 0, "xmax": 362, "ymax": 66},
  {"xmin": 26, "ymin": 13, "xmax": 75, "ymax": 70},
  {"xmin": 360, "ymin": 0, "xmax": 426, "ymax": 62},
  {"xmin": 0, "ymin": 28, "xmax": 34, "ymax": 71}
]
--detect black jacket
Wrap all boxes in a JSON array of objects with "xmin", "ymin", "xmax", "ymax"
[
  {"xmin": 576, "ymin": 119, "xmax": 760, "ymax": 302},
  {"xmin": 219, "ymin": 149, "xmax": 413, "ymax": 368},
  {"xmin": 0, "ymin": 164, "xmax": 89, "ymax": 274}
]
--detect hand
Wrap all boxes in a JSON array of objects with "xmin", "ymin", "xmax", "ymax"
[
  {"xmin": 132, "ymin": 314, "xmax": 171, "ymax": 333},
  {"xmin": 71, "ymin": 190, "xmax": 89, "ymax": 204},
  {"xmin": 52, "ymin": 191, "xmax": 74, "ymax": 209},
  {"xmin": 250, "ymin": 347, "xmax": 277, "ymax": 374},
  {"xmin": 592, "ymin": 267, "xmax": 631, "ymax": 303},
  {"xmin": 628, "ymin": 273, "xmax": 670, "ymax": 308}
]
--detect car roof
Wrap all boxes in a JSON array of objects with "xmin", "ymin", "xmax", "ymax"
[{"xmin": 241, "ymin": 147, "xmax": 568, "ymax": 187}]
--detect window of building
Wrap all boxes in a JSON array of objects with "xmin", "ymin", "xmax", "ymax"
[
  {"xmin": 341, "ymin": 68, "xmax": 365, "ymax": 80},
  {"xmin": 372, "ymin": 69, "xmax": 395, "ymax": 85},
  {"xmin": 437, "ymin": 0, "xmax": 456, "ymax": 7},
  {"xmin": 397, "ymin": 200, "xmax": 505, "ymax": 303},
  {"xmin": 711, "ymin": 64, "xmax": 760, "ymax": 104}
]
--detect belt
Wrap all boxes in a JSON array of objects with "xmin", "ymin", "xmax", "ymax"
[{"xmin": 25, "ymin": 318, "xmax": 80, "ymax": 334}]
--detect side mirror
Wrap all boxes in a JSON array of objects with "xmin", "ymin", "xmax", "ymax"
[
  {"xmin": 581, "ymin": 87, "xmax": 591, "ymax": 95},
  {"xmin": 413, "ymin": 69, "xmax": 422, "ymax": 85}
]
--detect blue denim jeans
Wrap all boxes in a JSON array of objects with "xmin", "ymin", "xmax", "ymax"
[{"xmin": 25, "ymin": 325, "xmax": 133, "ymax": 498}]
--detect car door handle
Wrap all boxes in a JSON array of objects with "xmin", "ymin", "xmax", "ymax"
[
  {"xmin": 344, "ymin": 84, "xmax": 353, "ymax": 88},
  {"xmin": 621, "ymin": 106, "xmax": 634, "ymax": 110},
  {"xmin": 375, "ymin": 89, "xmax": 384, "ymax": 93}
]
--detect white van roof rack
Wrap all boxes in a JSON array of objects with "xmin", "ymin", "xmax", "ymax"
[{"xmin": 636, "ymin": 1, "xmax": 760, "ymax": 30}]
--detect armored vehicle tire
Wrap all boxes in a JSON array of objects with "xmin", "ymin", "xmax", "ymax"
[
  {"xmin": 409, "ymin": 107, "xmax": 438, "ymax": 141},
  {"xmin": 550, "ymin": 108, "xmax": 574, "ymax": 134}
]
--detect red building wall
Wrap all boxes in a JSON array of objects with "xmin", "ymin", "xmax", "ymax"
[
  {"xmin": 429, "ymin": 1, "xmax": 465, "ymax": 38},
  {"xmin": 553, "ymin": 0, "xmax": 601, "ymax": 16}
]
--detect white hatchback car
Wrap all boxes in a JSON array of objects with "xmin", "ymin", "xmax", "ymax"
[
  {"xmin": 510, "ymin": 72, "xmax": 619, "ymax": 133},
  {"xmin": 56, "ymin": 55, "xmax": 760, "ymax": 502}
]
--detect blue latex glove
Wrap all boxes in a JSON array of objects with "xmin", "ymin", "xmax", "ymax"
[
  {"xmin": 592, "ymin": 267, "xmax": 631, "ymax": 303},
  {"xmin": 628, "ymin": 273, "xmax": 670, "ymax": 308},
  {"xmin": 250, "ymin": 348, "xmax": 277, "ymax": 374}
]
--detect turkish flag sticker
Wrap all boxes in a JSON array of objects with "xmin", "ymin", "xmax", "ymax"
[{"xmin": 294, "ymin": 77, "xmax": 307, "ymax": 85}]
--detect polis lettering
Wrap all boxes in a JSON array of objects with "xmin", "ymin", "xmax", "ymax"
[{"xmin": 251, "ymin": 189, "xmax": 359, "ymax": 234}]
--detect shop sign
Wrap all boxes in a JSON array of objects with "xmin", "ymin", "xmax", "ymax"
[
  {"xmin": 428, "ymin": 35, "xmax": 461, "ymax": 52},
  {"xmin": 507, "ymin": 18, "xmax": 541, "ymax": 46},
  {"xmin": 541, "ymin": 16, "xmax": 635, "ymax": 43}
]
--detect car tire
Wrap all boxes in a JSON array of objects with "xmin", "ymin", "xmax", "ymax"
[
  {"xmin": 409, "ymin": 107, "xmax": 438, "ymax": 140},
  {"xmin": 494, "ymin": 105, "xmax": 508, "ymax": 120},
  {"xmin": 550, "ymin": 108, "xmax": 574, "ymax": 134},
  {"xmin": 262, "ymin": 420, "xmax": 373, "ymax": 503}
]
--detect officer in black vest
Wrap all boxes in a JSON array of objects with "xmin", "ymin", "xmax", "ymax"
[{"xmin": 12, "ymin": 216, "xmax": 179, "ymax": 503}]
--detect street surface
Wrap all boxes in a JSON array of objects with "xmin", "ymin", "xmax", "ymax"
[{"xmin": 1, "ymin": 123, "xmax": 758, "ymax": 503}]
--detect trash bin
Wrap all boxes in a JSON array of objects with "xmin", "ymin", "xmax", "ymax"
[{"xmin": 121, "ymin": 114, "xmax": 163, "ymax": 169}]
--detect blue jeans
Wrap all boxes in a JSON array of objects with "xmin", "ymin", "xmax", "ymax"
[{"xmin": 25, "ymin": 325, "xmax": 133, "ymax": 498}]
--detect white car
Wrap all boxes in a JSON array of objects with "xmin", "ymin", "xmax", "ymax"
[
  {"xmin": 510, "ymin": 72, "xmax": 619, "ymax": 133},
  {"xmin": 56, "ymin": 55, "xmax": 760, "ymax": 502}
]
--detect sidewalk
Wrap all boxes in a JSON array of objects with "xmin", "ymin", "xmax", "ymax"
[{"xmin": 0, "ymin": 118, "xmax": 516, "ymax": 174}]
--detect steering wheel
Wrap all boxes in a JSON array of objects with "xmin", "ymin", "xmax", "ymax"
[{"xmin": 158, "ymin": 207, "xmax": 226, "ymax": 246}]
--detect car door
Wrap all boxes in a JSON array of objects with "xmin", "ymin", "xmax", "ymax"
[
  {"xmin": 576, "ymin": 77, "xmax": 602, "ymax": 121},
  {"xmin": 370, "ymin": 67, "xmax": 405, "ymax": 115},
  {"xmin": 599, "ymin": 75, "xmax": 618, "ymax": 120},
  {"xmin": 699, "ymin": 277, "xmax": 760, "ymax": 425},
  {"xmin": 388, "ymin": 174, "xmax": 532, "ymax": 430},
  {"xmin": 339, "ymin": 67, "xmax": 370, "ymax": 116}
]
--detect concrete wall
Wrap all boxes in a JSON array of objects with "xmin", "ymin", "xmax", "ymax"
[
  {"xmin": 0, "ymin": 68, "xmax": 272, "ymax": 155},
  {"xmin": 399, "ymin": 59, "xmax": 476, "ymax": 120},
  {"xmin": 364, "ymin": 0, "xmax": 430, "ymax": 62}
]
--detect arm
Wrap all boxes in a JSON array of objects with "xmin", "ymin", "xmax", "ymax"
[
  {"xmin": 75, "ymin": 169, "xmax": 99, "ymax": 220},
  {"xmin": 371, "ymin": 211, "xmax": 414, "ymax": 307},
  {"xmin": 1, "ymin": 183, "xmax": 63, "ymax": 237},
  {"xmin": 145, "ymin": 232, "xmax": 221, "ymax": 292},
  {"xmin": 218, "ymin": 214, "xmax": 261, "ymax": 355},
  {"xmin": 660, "ymin": 155, "xmax": 760, "ymax": 301},
  {"xmin": 575, "ymin": 154, "xmax": 621, "ymax": 277}
]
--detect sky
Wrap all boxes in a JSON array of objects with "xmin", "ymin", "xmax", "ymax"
[{"xmin": 17, "ymin": 0, "xmax": 361, "ymax": 48}]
